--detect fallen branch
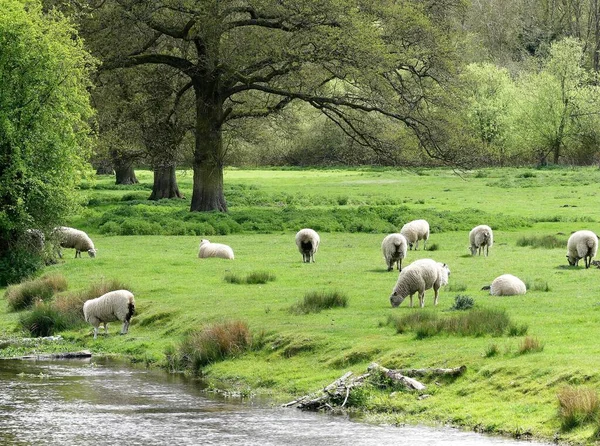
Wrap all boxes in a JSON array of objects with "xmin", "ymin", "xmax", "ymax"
[
  {"xmin": 367, "ymin": 363, "xmax": 426, "ymax": 390},
  {"xmin": 11, "ymin": 350, "xmax": 92, "ymax": 360},
  {"xmin": 394, "ymin": 365, "xmax": 467, "ymax": 378}
]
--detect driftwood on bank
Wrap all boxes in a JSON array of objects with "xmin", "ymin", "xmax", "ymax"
[{"xmin": 284, "ymin": 362, "xmax": 465, "ymax": 411}]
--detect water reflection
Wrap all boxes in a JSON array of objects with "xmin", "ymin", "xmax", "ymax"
[{"xmin": 0, "ymin": 359, "xmax": 547, "ymax": 445}]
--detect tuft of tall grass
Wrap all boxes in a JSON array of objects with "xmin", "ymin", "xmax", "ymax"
[
  {"xmin": 557, "ymin": 386, "xmax": 600, "ymax": 430},
  {"xmin": 388, "ymin": 308, "xmax": 515, "ymax": 338},
  {"xmin": 516, "ymin": 234, "xmax": 565, "ymax": 249},
  {"xmin": 483, "ymin": 343, "xmax": 500, "ymax": 358},
  {"xmin": 449, "ymin": 295, "xmax": 475, "ymax": 311},
  {"xmin": 177, "ymin": 320, "xmax": 253, "ymax": 374},
  {"xmin": 518, "ymin": 336, "xmax": 544, "ymax": 354},
  {"xmin": 290, "ymin": 290, "xmax": 348, "ymax": 314},
  {"xmin": 5, "ymin": 274, "xmax": 68, "ymax": 311},
  {"xmin": 524, "ymin": 279, "xmax": 550, "ymax": 292},
  {"xmin": 19, "ymin": 301, "xmax": 75, "ymax": 337},
  {"xmin": 224, "ymin": 271, "xmax": 276, "ymax": 285}
]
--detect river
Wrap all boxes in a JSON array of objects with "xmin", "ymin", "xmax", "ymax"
[{"xmin": 0, "ymin": 358, "xmax": 548, "ymax": 445}]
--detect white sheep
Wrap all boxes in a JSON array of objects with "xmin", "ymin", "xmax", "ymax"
[
  {"xmin": 198, "ymin": 239, "xmax": 234, "ymax": 260},
  {"xmin": 389, "ymin": 258, "xmax": 450, "ymax": 308},
  {"xmin": 489, "ymin": 274, "xmax": 526, "ymax": 296},
  {"xmin": 566, "ymin": 230, "xmax": 598, "ymax": 268},
  {"xmin": 83, "ymin": 290, "xmax": 135, "ymax": 339},
  {"xmin": 295, "ymin": 228, "xmax": 320, "ymax": 263},
  {"xmin": 53, "ymin": 226, "xmax": 96, "ymax": 258},
  {"xmin": 469, "ymin": 225, "xmax": 494, "ymax": 256},
  {"xmin": 381, "ymin": 233, "xmax": 408, "ymax": 271},
  {"xmin": 400, "ymin": 219, "xmax": 430, "ymax": 250}
]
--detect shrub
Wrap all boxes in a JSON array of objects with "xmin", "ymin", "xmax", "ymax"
[
  {"xmin": 449, "ymin": 295, "xmax": 474, "ymax": 311},
  {"xmin": 177, "ymin": 320, "xmax": 253, "ymax": 374},
  {"xmin": 558, "ymin": 386, "xmax": 600, "ymax": 430},
  {"xmin": 5, "ymin": 274, "xmax": 68, "ymax": 311},
  {"xmin": 518, "ymin": 336, "xmax": 544, "ymax": 354},
  {"xmin": 0, "ymin": 248, "xmax": 45, "ymax": 286},
  {"xmin": 19, "ymin": 301, "xmax": 74, "ymax": 337},
  {"xmin": 290, "ymin": 290, "xmax": 348, "ymax": 314},
  {"xmin": 516, "ymin": 234, "xmax": 565, "ymax": 249},
  {"xmin": 483, "ymin": 343, "xmax": 500, "ymax": 358},
  {"xmin": 388, "ymin": 308, "xmax": 513, "ymax": 338}
]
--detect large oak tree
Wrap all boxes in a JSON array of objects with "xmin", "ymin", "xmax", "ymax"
[{"xmin": 82, "ymin": 0, "xmax": 458, "ymax": 211}]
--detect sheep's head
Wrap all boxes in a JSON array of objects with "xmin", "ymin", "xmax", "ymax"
[
  {"xmin": 566, "ymin": 255, "xmax": 577, "ymax": 266},
  {"xmin": 390, "ymin": 291, "xmax": 406, "ymax": 307},
  {"xmin": 199, "ymin": 239, "xmax": 210, "ymax": 247},
  {"xmin": 469, "ymin": 245, "xmax": 477, "ymax": 256},
  {"xmin": 88, "ymin": 249, "xmax": 97, "ymax": 258}
]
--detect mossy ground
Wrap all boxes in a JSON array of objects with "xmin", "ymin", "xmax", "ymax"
[{"xmin": 2, "ymin": 167, "xmax": 600, "ymax": 443}]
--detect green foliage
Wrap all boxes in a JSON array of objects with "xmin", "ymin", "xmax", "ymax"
[
  {"xmin": 224, "ymin": 271, "xmax": 276, "ymax": 285},
  {"xmin": 557, "ymin": 386, "xmax": 600, "ymax": 430},
  {"xmin": 5, "ymin": 274, "xmax": 68, "ymax": 311},
  {"xmin": 19, "ymin": 300, "xmax": 75, "ymax": 337},
  {"xmin": 290, "ymin": 291, "xmax": 348, "ymax": 314},
  {"xmin": 517, "ymin": 235, "xmax": 566, "ymax": 249},
  {"xmin": 0, "ymin": 0, "xmax": 95, "ymax": 284},
  {"xmin": 388, "ymin": 308, "xmax": 516, "ymax": 338},
  {"xmin": 176, "ymin": 320, "xmax": 253, "ymax": 375},
  {"xmin": 483, "ymin": 343, "xmax": 500, "ymax": 358},
  {"xmin": 449, "ymin": 295, "xmax": 475, "ymax": 311}
]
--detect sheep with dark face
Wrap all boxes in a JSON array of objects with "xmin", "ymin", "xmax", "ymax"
[
  {"xmin": 83, "ymin": 290, "xmax": 135, "ymax": 339},
  {"xmin": 389, "ymin": 259, "xmax": 450, "ymax": 308},
  {"xmin": 295, "ymin": 228, "xmax": 320, "ymax": 263},
  {"xmin": 566, "ymin": 230, "xmax": 598, "ymax": 268},
  {"xmin": 381, "ymin": 233, "xmax": 408, "ymax": 271}
]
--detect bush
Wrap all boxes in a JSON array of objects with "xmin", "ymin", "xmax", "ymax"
[
  {"xmin": 19, "ymin": 301, "xmax": 75, "ymax": 337},
  {"xmin": 177, "ymin": 320, "xmax": 253, "ymax": 374},
  {"xmin": 290, "ymin": 290, "xmax": 348, "ymax": 314},
  {"xmin": 5, "ymin": 274, "xmax": 68, "ymax": 311},
  {"xmin": 558, "ymin": 386, "xmax": 600, "ymax": 430},
  {"xmin": 0, "ymin": 248, "xmax": 45, "ymax": 287},
  {"xmin": 388, "ymin": 308, "xmax": 515, "ymax": 338},
  {"xmin": 516, "ymin": 234, "xmax": 565, "ymax": 249},
  {"xmin": 449, "ymin": 295, "xmax": 474, "ymax": 311}
]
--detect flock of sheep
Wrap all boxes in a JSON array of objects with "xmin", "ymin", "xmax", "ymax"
[{"xmin": 41, "ymin": 218, "xmax": 599, "ymax": 338}]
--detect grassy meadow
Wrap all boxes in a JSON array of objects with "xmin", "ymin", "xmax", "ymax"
[{"xmin": 3, "ymin": 166, "xmax": 600, "ymax": 443}]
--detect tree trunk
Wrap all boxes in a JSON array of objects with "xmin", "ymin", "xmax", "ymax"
[
  {"xmin": 190, "ymin": 83, "xmax": 227, "ymax": 212},
  {"xmin": 149, "ymin": 165, "xmax": 183, "ymax": 200},
  {"xmin": 114, "ymin": 163, "xmax": 138, "ymax": 185}
]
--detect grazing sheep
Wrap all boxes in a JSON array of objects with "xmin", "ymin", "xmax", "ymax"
[
  {"xmin": 53, "ymin": 226, "xmax": 96, "ymax": 258},
  {"xmin": 389, "ymin": 258, "xmax": 450, "ymax": 308},
  {"xmin": 83, "ymin": 290, "xmax": 135, "ymax": 339},
  {"xmin": 469, "ymin": 225, "xmax": 494, "ymax": 256},
  {"xmin": 381, "ymin": 233, "xmax": 408, "ymax": 272},
  {"xmin": 295, "ymin": 228, "xmax": 320, "ymax": 263},
  {"xmin": 400, "ymin": 219, "xmax": 430, "ymax": 250},
  {"xmin": 566, "ymin": 230, "xmax": 598, "ymax": 268},
  {"xmin": 198, "ymin": 239, "xmax": 234, "ymax": 260},
  {"xmin": 488, "ymin": 274, "xmax": 526, "ymax": 296}
]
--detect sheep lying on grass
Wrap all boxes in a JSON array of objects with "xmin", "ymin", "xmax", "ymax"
[
  {"xmin": 381, "ymin": 233, "xmax": 408, "ymax": 271},
  {"xmin": 488, "ymin": 274, "xmax": 526, "ymax": 296},
  {"xmin": 469, "ymin": 225, "xmax": 493, "ymax": 256},
  {"xmin": 566, "ymin": 230, "xmax": 598, "ymax": 268},
  {"xmin": 53, "ymin": 226, "xmax": 96, "ymax": 258},
  {"xmin": 295, "ymin": 228, "xmax": 320, "ymax": 263},
  {"xmin": 198, "ymin": 239, "xmax": 235, "ymax": 260},
  {"xmin": 390, "ymin": 258, "xmax": 450, "ymax": 308},
  {"xmin": 83, "ymin": 290, "xmax": 135, "ymax": 339},
  {"xmin": 400, "ymin": 219, "xmax": 430, "ymax": 250}
]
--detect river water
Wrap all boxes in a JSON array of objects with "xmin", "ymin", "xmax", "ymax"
[{"xmin": 0, "ymin": 358, "xmax": 547, "ymax": 445}]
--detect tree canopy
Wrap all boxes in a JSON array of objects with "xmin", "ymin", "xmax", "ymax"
[{"xmin": 0, "ymin": 0, "xmax": 95, "ymax": 283}]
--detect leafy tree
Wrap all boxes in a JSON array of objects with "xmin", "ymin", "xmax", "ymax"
[
  {"xmin": 514, "ymin": 37, "xmax": 600, "ymax": 165},
  {"xmin": 80, "ymin": 0, "xmax": 460, "ymax": 211},
  {"xmin": 0, "ymin": 0, "xmax": 95, "ymax": 284}
]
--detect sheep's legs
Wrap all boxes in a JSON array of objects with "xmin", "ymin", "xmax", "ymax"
[
  {"xmin": 419, "ymin": 291, "xmax": 425, "ymax": 308},
  {"xmin": 434, "ymin": 288, "xmax": 439, "ymax": 306},
  {"xmin": 121, "ymin": 321, "xmax": 130, "ymax": 335}
]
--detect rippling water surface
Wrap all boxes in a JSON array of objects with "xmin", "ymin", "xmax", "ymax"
[{"xmin": 0, "ymin": 358, "xmax": 548, "ymax": 445}]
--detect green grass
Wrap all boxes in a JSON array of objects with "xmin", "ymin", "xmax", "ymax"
[
  {"xmin": 289, "ymin": 290, "xmax": 349, "ymax": 314},
  {"xmin": 4, "ymin": 167, "xmax": 600, "ymax": 443}
]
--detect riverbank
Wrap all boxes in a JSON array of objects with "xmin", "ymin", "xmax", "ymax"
[{"xmin": 2, "ymin": 167, "xmax": 600, "ymax": 444}]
